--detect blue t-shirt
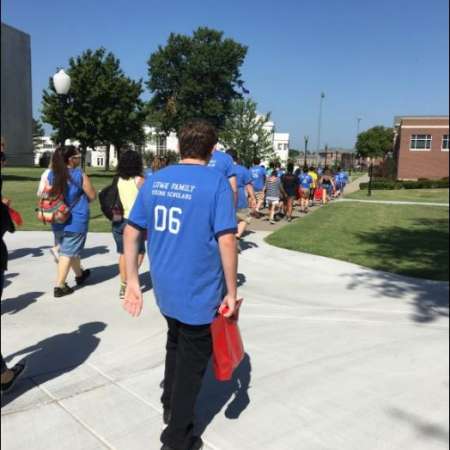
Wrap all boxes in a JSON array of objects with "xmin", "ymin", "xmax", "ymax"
[
  {"xmin": 235, "ymin": 164, "xmax": 252, "ymax": 209},
  {"xmin": 128, "ymin": 164, "xmax": 237, "ymax": 325},
  {"xmin": 299, "ymin": 173, "xmax": 313, "ymax": 189},
  {"xmin": 48, "ymin": 168, "xmax": 90, "ymax": 234},
  {"xmin": 144, "ymin": 168, "xmax": 153, "ymax": 179},
  {"xmin": 250, "ymin": 165, "xmax": 266, "ymax": 192},
  {"xmin": 208, "ymin": 150, "xmax": 236, "ymax": 178}
]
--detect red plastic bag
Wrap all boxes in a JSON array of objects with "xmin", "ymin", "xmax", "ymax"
[
  {"xmin": 314, "ymin": 187, "xmax": 324, "ymax": 201},
  {"xmin": 8, "ymin": 207, "xmax": 23, "ymax": 227},
  {"xmin": 211, "ymin": 302, "xmax": 244, "ymax": 382}
]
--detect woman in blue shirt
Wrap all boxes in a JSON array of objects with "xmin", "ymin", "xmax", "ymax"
[{"xmin": 48, "ymin": 146, "xmax": 96, "ymax": 298}]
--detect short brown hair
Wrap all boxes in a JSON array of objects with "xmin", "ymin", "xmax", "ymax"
[{"xmin": 178, "ymin": 120, "xmax": 218, "ymax": 160}]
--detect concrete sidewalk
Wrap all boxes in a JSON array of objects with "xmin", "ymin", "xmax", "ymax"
[{"xmin": 1, "ymin": 231, "xmax": 449, "ymax": 450}]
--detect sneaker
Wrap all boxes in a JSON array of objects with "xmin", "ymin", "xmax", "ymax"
[
  {"xmin": 287, "ymin": 217, "xmax": 292, "ymax": 222},
  {"xmin": 163, "ymin": 407, "xmax": 171, "ymax": 425},
  {"xmin": 119, "ymin": 283, "xmax": 127, "ymax": 300},
  {"xmin": 0, "ymin": 361, "xmax": 27, "ymax": 393},
  {"xmin": 75, "ymin": 269, "xmax": 91, "ymax": 286},
  {"xmin": 54, "ymin": 284, "xmax": 74, "ymax": 298}
]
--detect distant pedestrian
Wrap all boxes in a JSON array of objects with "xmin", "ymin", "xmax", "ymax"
[
  {"xmin": 227, "ymin": 150, "xmax": 256, "ymax": 241},
  {"xmin": 249, "ymin": 157, "xmax": 266, "ymax": 216},
  {"xmin": 299, "ymin": 170, "xmax": 313, "ymax": 213},
  {"xmin": 281, "ymin": 163, "xmax": 299, "ymax": 222},
  {"xmin": 208, "ymin": 146, "xmax": 237, "ymax": 205},
  {"xmin": 265, "ymin": 170, "xmax": 286, "ymax": 224},
  {"xmin": 48, "ymin": 146, "xmax": 96, "ymax": 298},
  {"xmin": 114, "ymin": 150, "xmax": 146, "ymax": 299},
  {"xmin": 307, "ymin": 166, "xmax": 319, "ymax": 207}
]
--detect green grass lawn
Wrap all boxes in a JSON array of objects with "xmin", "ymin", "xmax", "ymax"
[
  {"xmin": 2, "ymin": 166, "xmax": 114, "ymax": 232},
  {"xmin": 347, "ymin": 188, "xmax": 449, "ymax": 204},
  {"xmin": 266, "ymin": 202, "xmax": 449, "ymax": 281}
]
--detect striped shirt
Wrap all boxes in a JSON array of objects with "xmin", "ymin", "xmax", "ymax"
[{"xmin": 265, "ymin": 177, "xmax": 282, "ymax": 198}]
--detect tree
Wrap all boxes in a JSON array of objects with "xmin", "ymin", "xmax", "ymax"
[
  {"xmin": 219, "ymin": 98, "xmax": 274, "ymax": 167},
  {"xmin": 32, "ymin": 118, "xmax": 45, "ymax": 148},
  {"xmin": 42, "ymin": 48, "xmax": 144, "ymax": 170},
  {"xmin": 147, "ymin": 27, "xmax": 248, "ymax": 133},
  {"xmin": 356, "ymin": 126, "xmax": 394, "ymax": 159}
]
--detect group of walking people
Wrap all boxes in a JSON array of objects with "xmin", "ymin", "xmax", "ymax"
[{"xmin": 2, "ymin": 123, "xmax": 349, "ymax": 449}]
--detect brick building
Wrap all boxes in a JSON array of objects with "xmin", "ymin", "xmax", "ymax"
[{"xmin": 394, "ymin": 116, "xmax": 449, "ymax": 180}]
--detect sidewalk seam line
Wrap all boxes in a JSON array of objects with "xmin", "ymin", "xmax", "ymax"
[
  {"xmin": 87, "ymin": 362, "xmax": 222, "ymax": 450},
  {"xmin": 36, "ymin": 381, "xmax": 116, "ymax": 449}
]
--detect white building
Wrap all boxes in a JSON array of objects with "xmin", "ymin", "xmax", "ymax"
[{"xmin": 34, "ymin": 118, "xmax": 290, "ymax": 168}]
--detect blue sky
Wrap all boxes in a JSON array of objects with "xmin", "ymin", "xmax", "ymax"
[{"xmin": 3, "ymin": 0, "xmax": 449, "ymax": 149}]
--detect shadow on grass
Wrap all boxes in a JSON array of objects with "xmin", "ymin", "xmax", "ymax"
[
  {"xmin": 347, "ymin": 218, "xmax": 449, "ymax": 323},
  {"xmin": 354, "ymin": 218, "xmax": 449, "ymax": 282},
  {"xmin": 1, "ymin": 322, "xmax": 107, "ymax": 409},
  {"xmin": 3, "ymin": 175, "xmax": 41, "ymax": 182}
]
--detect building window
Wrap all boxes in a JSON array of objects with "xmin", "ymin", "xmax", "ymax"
[
  {"xmin": 284, "ymin": 144, "xmax": 288, "ymax": 150},
  {"xmin": 278, "ymin": 143, "xmax": 283, "ymax": 150},
  {"xmin": 410, "ymin": 134, "xmax": 432, "ymax": 151},
  {"xmin": 442, "ymin": 135, "xmax": 449, "ymax": 151},
  {"xmin": 97, "ymin": 157, "xmax": 104, "ymax": 166}
]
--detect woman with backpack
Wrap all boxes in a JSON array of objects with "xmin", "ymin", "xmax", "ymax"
[
  {"xmin": 113, "ymin": 150, "xmax": 146, "ymax": 300},
  {"xmin": 48, "ymin": 146, "xmax": 96, "ymax": 298}
]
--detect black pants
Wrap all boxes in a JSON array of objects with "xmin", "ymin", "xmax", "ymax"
[{"xmin": 160, "ymin": 316, "xmax": 212, "ymax": 450}]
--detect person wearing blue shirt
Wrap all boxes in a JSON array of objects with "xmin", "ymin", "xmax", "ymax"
[
  {"xmin": 227, "ymin": 150, "xmax": 256, "ymax": 241},
  {"xmin": 250, "ymin": 157, "xmax": 266, "ymax": 215},
  {"xmin": 124, "ymin": 120, "xmax": 239, "ymax": 450},
  {"xmin": 208, "ymin": 147, "xmax": 238, "ymax": 205},
  {"xmin": 48, "ymin": 146, "xmax": 97, "ymax": 298},
  {"xmin": 298, "ymin": 172, "xmax": 313, "ymax": 213}
]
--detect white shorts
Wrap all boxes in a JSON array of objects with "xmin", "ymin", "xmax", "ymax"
[{"xmin": 266, "ymin": 197, "xmax": 280, "ymax": 205}]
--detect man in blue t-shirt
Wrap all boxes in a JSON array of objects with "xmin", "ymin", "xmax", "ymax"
[
  {"xmin": 250, "ymin": 157, "xmax": 267, "ymax": 215},
  {"xmin": 124, "ymin": 120, "xmax": 239, "ymax": 450},
  {"xmin": 298, "ymin": 172, "xmax": 313, "ymax": 213},
  {"xmin": 208, "ymin": 147, "xmax": 238, "ymax": 205},
  {"xmin": 227, "ymin": 150, "xmax": 256, "ymax": 241}
]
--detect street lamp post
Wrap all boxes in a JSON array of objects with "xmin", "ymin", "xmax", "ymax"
[
  {"xmin": 251, "ymin": 133, "xmax": 259, "ymax": 161},
  {"xmin": 53, "ymin": 69, "xmax": 71, "ymax": 146},
  {"xmin": 316, "ymin": 92, "xmax": 325, "ymax": 152},
  {"xmin": 304, "ymin": 136, "xmax": 309, "ymax": 168},
  {"xmin": 368, "ymin": 160, "xmax": 374, "ymax": 197}
]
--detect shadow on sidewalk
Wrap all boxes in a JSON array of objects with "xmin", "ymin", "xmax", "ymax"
[
  {"xmin": 1, "ymin": 322, "xmax": 107, "ymax": 409},
  {"xmin": 8, "ymin": 246, "xmax": 51, "ymax": 261},
  {"xmin": 82, "ymin": 245, "xmax": 110, "ymax": 259},
  {"xmin": 194, "ymin": 353, "xmax": 252, "ymax": 437},
  {"xmin": 1, "ymin": 291, "xmax": 44, "ymax": 315}
]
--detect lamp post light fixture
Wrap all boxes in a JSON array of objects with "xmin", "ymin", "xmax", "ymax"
[
  {"xmin": 251, "ymin": 133, "xmax": 259, "ymax": 160},
  {"xmin": 53, "ymin": 69, "xmax": 71, "ymax": 146}
]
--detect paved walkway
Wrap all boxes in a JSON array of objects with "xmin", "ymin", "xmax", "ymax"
[
  {"xmin": 340, "ymin": 199, "xmax": 449, "ymax": 207},
  {"xmin": 1, "ymin": 231, "xmax": 448, "ymax": 450}
]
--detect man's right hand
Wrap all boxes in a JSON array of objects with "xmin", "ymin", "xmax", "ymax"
[
  {"xmin": 123, "ymin": 281, "xmax": 143, "ymax": 317},
  {"xmin": 219, "ymin": 295, "xmax": 242, "ymax": 318}
]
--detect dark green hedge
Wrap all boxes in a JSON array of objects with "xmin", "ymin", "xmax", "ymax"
[{"xmin": 360, "ymin": 179, "xmax": 449, "ymax": 190}]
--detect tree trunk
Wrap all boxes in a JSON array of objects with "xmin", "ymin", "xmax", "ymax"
[{"xmin": 80, "ymin": 146, "xmax": 87, "ymax": 170}]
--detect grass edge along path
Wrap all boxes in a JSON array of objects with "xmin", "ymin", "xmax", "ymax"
[
  {"xmin": 265, "ymin": 201, "xmax": 449, "ymax": 282},
  {"xmin": 347, "ymin": 188, "xmax": 449, "ymax": 204}
]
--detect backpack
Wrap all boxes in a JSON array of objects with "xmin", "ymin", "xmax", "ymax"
[{"xmin": 99, "ymin": 176, "xmax": 124, "ymax": 222}]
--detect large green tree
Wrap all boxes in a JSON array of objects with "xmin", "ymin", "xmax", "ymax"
[
  {"xmin": 42, "ymin": 48, "xmax": 144, "ymax": 169},
  {"xmin": 32, "ymin": 118, "xmax": 45, "ymax": 147},
  {"xmin": 147, "ymin": 27, "xmax": 248, "ymax": 133},
  {"xmin": 219, "ymin": 98, "xmax": 274, "ymax": 166},
  {"xmin": 356, "ymin": 126, "xmax": 394, "ymax": 158}
]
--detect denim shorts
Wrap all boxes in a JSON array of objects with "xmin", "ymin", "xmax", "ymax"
[
  {"xmin": 54, "ymin": 231, "xmax": 87, "ymax": 258},
  {"xmin": 112, "ymin": 221, "xmax": 146, "ymax": 255}
]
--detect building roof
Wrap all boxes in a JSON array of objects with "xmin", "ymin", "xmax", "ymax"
[{"xmin": 394, "ymin": 115, "xmax": 449, "ymax": 126}]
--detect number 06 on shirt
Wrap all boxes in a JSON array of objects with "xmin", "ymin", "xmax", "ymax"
[{"xmin": 127, "ymin": 164, "xmax": 237, "ymax": 326}]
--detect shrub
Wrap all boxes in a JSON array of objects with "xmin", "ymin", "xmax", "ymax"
[{"xmin": 359, "ymin": 179, "xmax": 449, "ymax": 190}]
